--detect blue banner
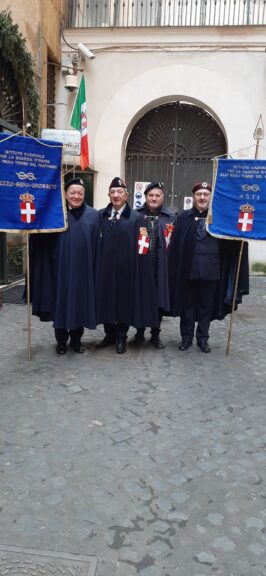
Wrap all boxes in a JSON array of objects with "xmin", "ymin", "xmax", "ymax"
[
  {"xmin": 207, "ymin": 158, "xmax": 266, "ymax": 241},
  {"xmin": 0, "ymin": 133, "xmax": 67, "ymax": 232}
]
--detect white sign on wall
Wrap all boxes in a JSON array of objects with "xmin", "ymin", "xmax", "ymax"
[
  {"xmin": 183, "ymin": 196, "xmax": 193, "ymax": 210},
  {"xmin": 41, "ymin": 129, "xmax": 81, "ymax": 156},
  {"xmin": 133, "ymin": 182, "xmax": 150, "ymax": 209}
]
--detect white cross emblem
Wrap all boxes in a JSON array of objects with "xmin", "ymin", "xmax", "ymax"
[
  {"xmin": 238, "ymin": 212, "xmax": 253, "ymax": 231},
  {"xmin": 21, "ymin": 202, "xmax": 36, "ymax": 223},
  {"xmin": 138, "ymin": 235, "xmax": 150, "ymax": 254}
]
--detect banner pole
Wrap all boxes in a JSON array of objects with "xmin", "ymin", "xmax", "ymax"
[
  {"xmin": 26, "ymin": 232, "xmax": 32, "ymax": 361},
  {"xmin": 225, "ymin": 241, "xmax": 244, "ymax": 355},
  {"xmin": 253, "ymin": 114, "xmax": 264, "ymax": 159},
  {"xmin": 226, "ymin": 115, "xmax": 263, "ymax": 355},
  {"xmin": 21, "ymin": 107, "xmax": 32, "ymax": 360}
]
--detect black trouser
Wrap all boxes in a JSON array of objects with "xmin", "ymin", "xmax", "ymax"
[
  {"xmin": 136, "ymin": 309, "xmax": 163, "ymax": 338},
  {"xmin": 54, "ymin": 327, "xmax": 84, "ymax": 346},
  {"xmin": 104, "ymin": 323, "xmax": 129, "ymax": 341},
  {"xmin": 180, "ymin": 280, "xmax": 217, "ymax": 343}
]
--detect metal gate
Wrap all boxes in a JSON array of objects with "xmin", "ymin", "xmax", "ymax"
[{"xmin": 125, "ymin": 101, "xmax": 227, "ymax": 212}]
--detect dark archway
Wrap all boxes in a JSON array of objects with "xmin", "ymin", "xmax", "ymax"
[
  {"xmin": 0, "ymin": 58, "xmax": 23, "ymax": 130},
  {"xmin": 0, "ymin": 11, "xmax": 39, "ymax": 134},
  {"xmin": 125, "ymin": 101, "xmax": 227, "ymax": 211}
]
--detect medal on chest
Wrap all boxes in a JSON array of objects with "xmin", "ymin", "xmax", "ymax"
[
  {"xmin": 138, "ymin": 227, "xmax": 150, "ymax": 254},
  {"xmin": 164, "ymin": 223, "xmax": 174, "ymax": 248}
]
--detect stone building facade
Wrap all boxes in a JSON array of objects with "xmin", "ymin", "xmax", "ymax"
[
  {"xmin": 56, "ymin": 0, "xmax": 266, "ymax": 267},
  {"xmin": 0, "ymin": 0, "xmax": 67, "ymax": 282}
]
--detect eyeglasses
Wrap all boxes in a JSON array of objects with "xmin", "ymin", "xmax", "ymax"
[
  {"xmin": 67, "ymin": 191, "xmax": 84, "ymax": 197},
  {"xmin": 194, "ymin": 192, "xmax": 211, "ymax": 198}
]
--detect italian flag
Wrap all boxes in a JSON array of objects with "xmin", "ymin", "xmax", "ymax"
[{"xmin": 70, "ymin": 75, "xmax": 89, "ymax": 170}]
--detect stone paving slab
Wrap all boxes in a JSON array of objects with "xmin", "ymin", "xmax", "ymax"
[
  {"xmin": 0, "ymin": 277, "xmax": 266, "ymax": 576},
  {"xmin": 1, "ymin": 282, "xmax": 24, "ymax": 305},
  {"xmin": 0, "ymin": 545, "xmax": 97, "ymax": 575}
]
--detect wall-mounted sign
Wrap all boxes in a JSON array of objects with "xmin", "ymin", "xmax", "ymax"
[
  {"xmin": 133, "ymin": 181, "xmax": 150, "ymax": 209},
  {"xmin": 183, "ymin": 196, "xmax": 193, "ymax": 210},
  {"xmin": 41, "ymin": 129, "xmax": 81, "ymax": 156}
]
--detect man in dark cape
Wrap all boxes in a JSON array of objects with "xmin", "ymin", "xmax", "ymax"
[
  {"xmin": 129, "ymin": 181, "xmax": 176, "ymax": 349},
  {"xmin": 168, "ymin": 181, "xmax": 249, "ymax": 353},
  {"xmin": 96, "ymin": 177, "xmax": 141, "ymax": 354},
  {"xmin": 31, "ymin": 177, "xmax": 100, "ymax": 354}
]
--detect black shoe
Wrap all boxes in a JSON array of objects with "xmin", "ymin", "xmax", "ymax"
[
  {"xmin": 178, "ymin": 340, "xmax": 192, "ymax": 351},
  {"xmin": 96, "ymin": 336, "xmax": 115, "ymax": 349},
  {"xmin": 56, "ymin": 343, "xmax": 67, "ymax": 355},
  {"xmin": 129, "ymin": 334, "xmax": 145, "ymax": 346},
  {"xmin": 70, "ymin": 341, "xmax": 85, "ymax": 353},
  {"xmin": 150, "ymin": 336, "xmax": 164, "ymax": 349},
  {"xmin": 116, "ymin": 338, "xmax": 127, "ymax": 354},
  {"xmin": 197, "ymin": 340, "xmax": 211, "ymax": 353}
]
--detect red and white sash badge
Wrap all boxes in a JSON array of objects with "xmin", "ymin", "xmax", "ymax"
[
  {"xmin": 237, "ymin": 203, "xmax": 255, "ymax": 232},
  {"xmin": 20, "ymin": 193, "xmax": 36, "ymax": 223},
  {"xmin": 164, "ymin": 223, "xmax": 175, "ymax": 248},
  {"xmin": 138, "ymin": 227, "xmax": 150, "ymax": 254}
]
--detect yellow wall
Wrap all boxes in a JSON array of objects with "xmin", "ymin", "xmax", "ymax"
[{"xmin": 0, "ymin": 0, "xmax": 67, "ymax": 128}]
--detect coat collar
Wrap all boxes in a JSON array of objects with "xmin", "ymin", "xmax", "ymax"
[
  {"xmin": 103, "ymin": 202, "xmax": 131, "ymax": 219},
  {"xmin": 137, "ymin": 203, "xmax": 172, "ymax": 217},
  {"xmin": 67, "ymin": 202, "xmax": 86, "ymax": 220},
  {"xmin": 192, "ymin": 207, "xmax": 208, "ymax": 218}
]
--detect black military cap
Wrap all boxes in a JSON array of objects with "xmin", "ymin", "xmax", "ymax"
[
  {"xmin": 109, "ymin": 177, "xmax": 127, "ymax": 189},
  {"xmin": 144, "ymin": 181, "xmax": 164, "ymax": 195},
  {"xmin": 64, "ymin": 177, "xmax": 85, "ymax": 191}
]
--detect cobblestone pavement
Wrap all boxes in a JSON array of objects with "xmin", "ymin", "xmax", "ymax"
[{"xmin": 0, "ymin": 276, "xmax": 266, "ymax": 576}]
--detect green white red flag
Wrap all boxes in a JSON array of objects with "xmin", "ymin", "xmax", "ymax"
[{"xmin": 70, "ymin": 75, "xmax": 89, "ymax": 170}]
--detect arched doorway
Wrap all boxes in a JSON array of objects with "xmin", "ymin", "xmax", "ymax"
[
  {"xmin": 125, "ymin": 101, "xmax": 227, "ymax": 212},
  {"xmin": 0, "ymin": 59, "xmax": 23, "ymax": 131}
]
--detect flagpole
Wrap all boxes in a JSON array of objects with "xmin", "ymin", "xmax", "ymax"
[
  {"xmin": 226, "ymin": 115, "xmax": 264, "ymax": 355},
  {"xmin": 225, "ymin": 241, "xmax": 244, "ymax": 355},
  {"xmin": 69, "ymin": 75, "xmax": 89, "ymax": 171},
  {"xmin": 26, "ymin": 231, "xmax": 32, "ymax": 360},
  {"xmin": 21, "ymin": 104, "xmax": 32, "ymax": 361}
]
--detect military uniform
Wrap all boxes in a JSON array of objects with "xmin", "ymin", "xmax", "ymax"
[
  {"xmin": 96, "ymin": 177, "xmax": 141, "ymax": 354},
  {"xmin": 31, "ymin": 177, "xmax": 100, "ymax": 354},
  {"xmin": 131, "ymin": 193, "xmax": 175, "ymax": 347},
  {"xmin": 168, "ymin": 182, "xmax": 249, "ymax": 352}
]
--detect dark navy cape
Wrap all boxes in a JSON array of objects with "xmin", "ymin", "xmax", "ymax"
[
  {"xmin": 136, "ymin": 204, "xmax": 176, "ymax": 327},
  {"xmin": 97, "ymin": 202, "xmax": 142, "ymax": 327},
  {"xmin": 31, "ymin": 204, "xmax": 100, "ymax": 330},
  {"xmin": 168, "ymin": 207, "xmax": 249, "ymax": 320}
]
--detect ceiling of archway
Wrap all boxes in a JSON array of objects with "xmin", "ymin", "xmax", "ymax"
[{"xmin": 126, "ymin": 101, "xmax": 226, "ymax": 158}]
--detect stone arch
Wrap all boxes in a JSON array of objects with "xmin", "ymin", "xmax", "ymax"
[{"xmin": 125, "ymin": 99, "xmax": 227, "ymax": 211}]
